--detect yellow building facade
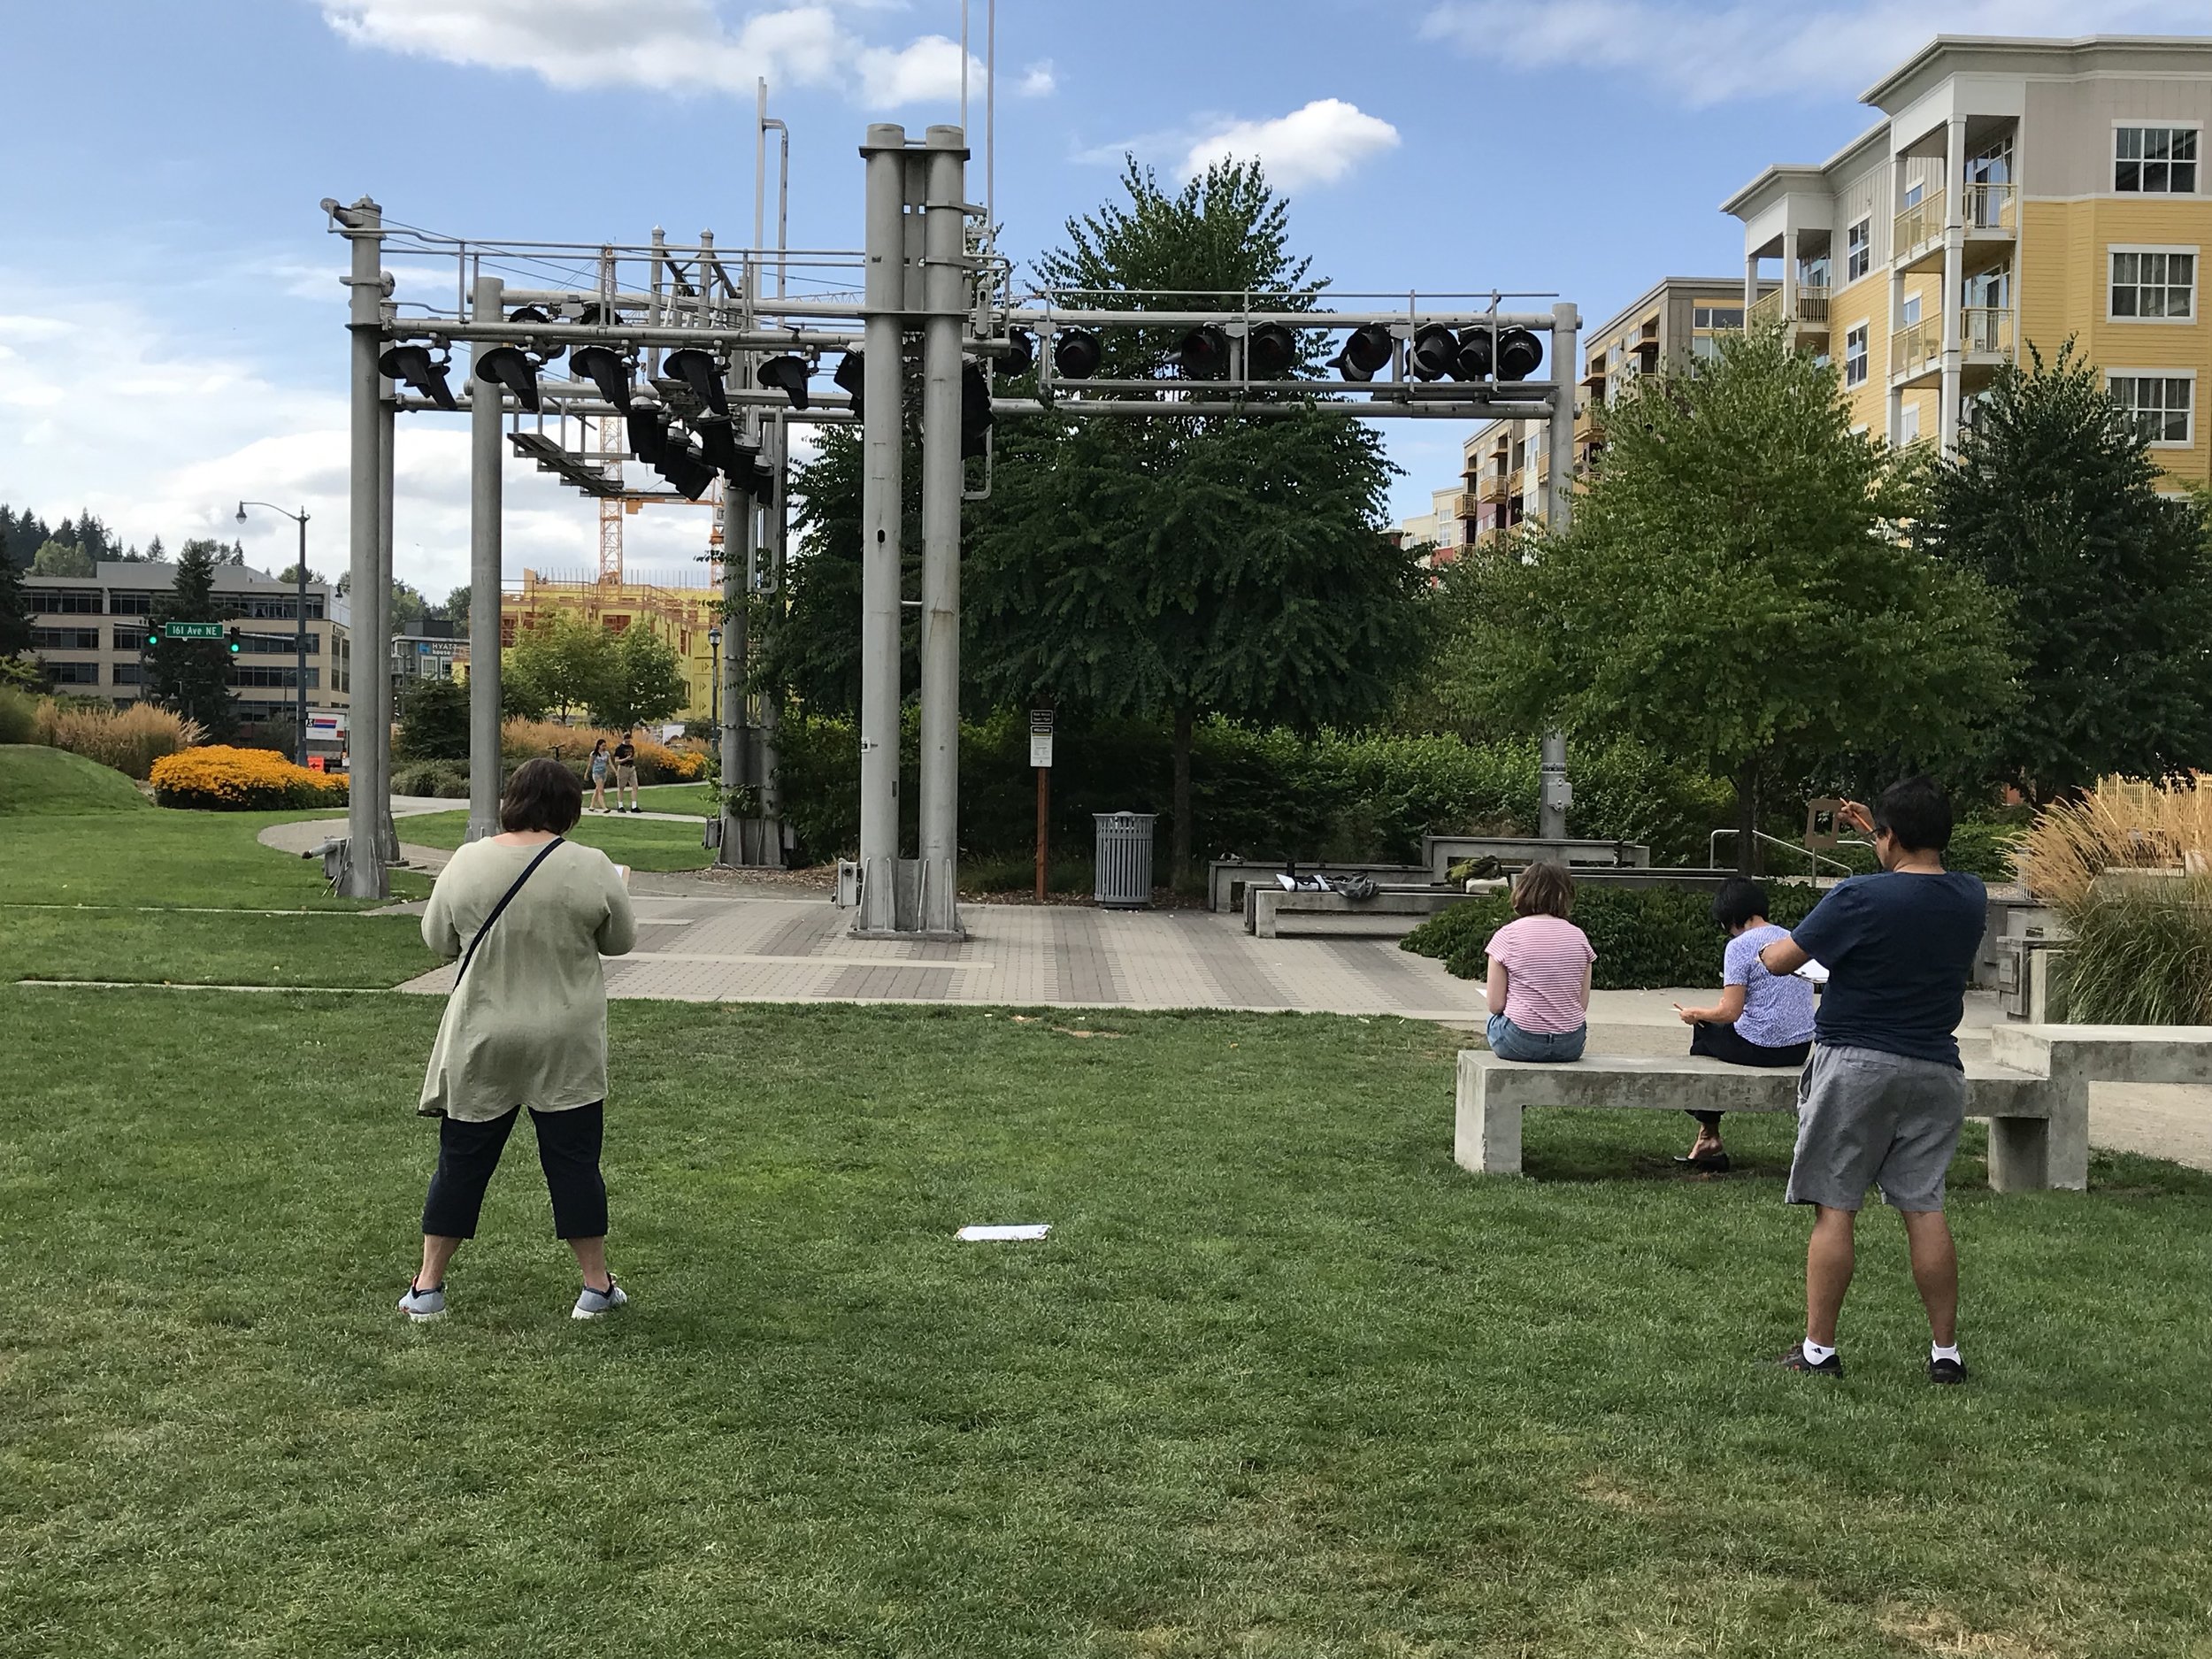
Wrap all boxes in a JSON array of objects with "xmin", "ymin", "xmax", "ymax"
[
  {"xmin": 1726, "ymin": 35, "xmax": 2212, "ymax": 484},
  {"xmin": 499, "ymin": 569, "xmax": 723, "ymax": 721}
]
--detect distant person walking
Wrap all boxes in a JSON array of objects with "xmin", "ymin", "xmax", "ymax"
[
  {"xmin": 400, "ymin": 757, "xmax": 639, "ymax": 1325},
  {"xmin": 1671, "ymin": 876, "xmax": 1816, "ymax": 1171},
  {"xmin": 1757, "ymin": 777, "xmax": 1985, "ymax": 1384},
  {"xmin": 611, "ymin": 732, "xmax": 640, "ymax": 813},
  {"xmin": 587, "ymin": 738, "xmax": 611, "ymax": 813},
  {"xmin": 1484, "ymin": 862, "xmax": 1595, "ymax": 1062}
]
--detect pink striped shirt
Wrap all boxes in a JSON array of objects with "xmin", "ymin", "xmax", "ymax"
[{"xmin": 1486, "ymin": 915, "xmax": 1595, "ymax": 1033}]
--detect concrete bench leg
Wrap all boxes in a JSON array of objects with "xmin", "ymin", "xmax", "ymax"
[
  {"xmin": 1987, "ymin": 1085, "xmax": 2089, "ymax": 1194},
  {"xmin": 1455, "ymin": 1052, "xmax": 1522, "ymax": 1175}
]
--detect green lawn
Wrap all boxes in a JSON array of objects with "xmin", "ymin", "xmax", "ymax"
[
  {"xmin": 5, "ymin": 992, "xmax": 2209, "ymax": 1657},
  {"xmin": 402, "ymin": 807, "xmax": 714, "ymax": 872},
  {"xmin": 1, "ymin": 746, "xmax": 436, "ymax": 987},
  {"xmin": 633, "ymin": 780, "xmax": 717, "ymax": 815}
]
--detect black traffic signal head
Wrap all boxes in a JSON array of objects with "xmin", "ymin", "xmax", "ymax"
[
  {"xmin": 833, "ymin": 351, "xmax": 865, "ymax": 419},
  {"xmin": 225, "ymin": 626, "xmax": 242, "ymax": 655},
  {"xmin": 474, "ymin": 346, "xmax": 541, "ymax": 413},
  {"xmin": 961, "ymin": 362, "xmax": 993, "ymax": 458},
  {"xmin": 663, "ymin": 348, "xmax": 729, "ymax": 417},
  {"xmin": 1454, "ymin": 327, "xmax": 1493, "ymax": 380},
  {"xmin": 507, "ymin": 305, "xmax": 565, "ymax": 364},
  {"xmin": 1175, "ymin": 325, "xmax": 1231, "ymax": 381},
  {"xmin": 142, "ymin": 618, "xmax": 160, "ymax": 649},
  {"xmin": 757, "ymin": 355, "xmax": 811, "ymax": 411},
  {"xmin": 1409, "ymin": 323, "xmax": 1460, "ymax": 382},
  {"xmin": 1002, "ymin": 328, "xmax": 1035, "ymax": 376},
  {"xmin": 378, "ymin": 343, "xmax": 458, "ymax": 411},
  {"xmin": 1329, "ymin": 323, "xmax": 1394, "ymax": 383},
  {"xmin": 569, "ymin": 345, "xmax": 634, "ymax": 411},
  {"xmin": 1246, "ymin": 323, "xmax": 1296, "ymax": 380},
  {"xmin": 1052, "ymin": 327, "xmax": 1102, "ymax": 380},
  {"xmin": 1494, "ymin": 326, "xmax": 1544, "ymax": 382},
  {"xmin": 693, "ymin": 415, "xmax": 757, "ymax": 480},
  {"xmin": 626, "ymin": 408, "xmax": 714, "ymax": 499}
]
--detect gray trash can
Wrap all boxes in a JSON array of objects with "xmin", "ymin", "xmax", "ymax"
[{"xmin": 1093, "ymin": 811, "xmax": 1157, "ymax": 909}]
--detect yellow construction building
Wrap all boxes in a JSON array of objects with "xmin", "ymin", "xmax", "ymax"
[
  {"xmin": 1725, "ymin": 34, "xmax": 2212, "ymax": 479},
  {"xmin": 499, "ymin": 568, "xmax": 724, "ymax": 722}
]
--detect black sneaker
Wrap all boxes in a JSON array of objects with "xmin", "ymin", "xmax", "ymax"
[
  {"xmin": 1769, "ymin": 1344, "xmax": 1843, "ymax": 1378},
  {"xmin": 1928, "ymin": 1356, "xmax": 1969, "ymax": 1386}
]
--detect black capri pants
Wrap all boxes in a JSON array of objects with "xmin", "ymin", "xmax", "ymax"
[
  {"xmin": 422, "ymin": 1102, "xmax": 607, "ymax": 1240},
  {"xmin": 1686, "ymin": 1023, "xmax": 1812, "ymax": 1131}
]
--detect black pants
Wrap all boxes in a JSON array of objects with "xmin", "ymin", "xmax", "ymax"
[
  {"xmin": 1686, "ymin": 1023, "xmax": 1812, "ymax": 1132},
  {"xmin": 422, "ymin": 1102, "xmax": 608, "ymax": 1240}
]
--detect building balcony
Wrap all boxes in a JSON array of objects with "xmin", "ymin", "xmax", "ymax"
[
  {"xmin": 1748, "ymin": 286, "xmax": 1831, "ymax": 333},
  {"xmin": 1963, "ymin": 181, "xmax": 2016, "ymax": 238},
  {"xmin": 1894, "ymin": 189, "xmax": 1946, "ymax": 271},
  {"xmin": 1477, "ymin": 475, "xmax": 1509, "ymax": 504},
  {"xmin": 1447, "ymin": 491, "xmax": 1479, "ymax": 519},
  {"xmin": 1890, "ymin": 309, "xmax": 2016, "ymax": 387},
  {"xmin": 1895, "ymin": 182, "xmax": 2017, "ymax": 273}
]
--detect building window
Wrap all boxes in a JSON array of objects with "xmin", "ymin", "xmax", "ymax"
[
  {"xmin": 1692, "ymin": 304, "xmax": 1743, "ymax": 329},
  {"xmin": 1847, "ymin": 219, "xmax": 1871, "ymax": 282},
  {"xmin": 109, "ymin": 591, "xmax": 155, "ymax": 616},
  {"xmin": 1896, "ymin": 402, "xmax": 1922, "ymax": 445},
  {"xmin": 50, "ymin": 660, "xmax": 102, "ymax": 686},
  {"xmin": 236, "ymin": 631, "xmax": 310, "ymax": 655},
  {"xmin": 2116, "ymin": 127, "xmax": 2199, "ymax": 195},
  {"xmin": 1844, "ymin": 323, "xmax": 1869, "ymax": 388},
  {"xmin": 229, "ymin": 664, "xmax": 320, "ymax": 690},
  {"xmin": 2108, "ymin": 373, "xmax": 2193, "ymax": 445},
  {"xmin": 1901, "ymin": 294, "xmax": 1922, "ymax": 326},
  {"xmin": 41, "ymin": 588, "xmax": 104, "ymax": 615},
  {"xmin": 112, "ymin": 662, "xmax": 144, "ymax": 686},
  {"xmin": 31, "ymin": 626, "xmax": 101, "ymax": 651},
  {"xmin": 2111, "ymin": 250, "xmax": 2196, "ymax": 319}
]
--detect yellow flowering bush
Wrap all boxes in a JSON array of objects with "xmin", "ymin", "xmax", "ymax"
[{"xmin": 150, "ymin": 746, "xmax": 350, "ymax": 810}]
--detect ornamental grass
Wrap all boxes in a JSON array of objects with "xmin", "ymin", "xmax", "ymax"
[
  {"xmin": 498, "ymin": 718, "xmax": 708, "ymax": 783},
  {"xmin": 150, "ymin": 745, "xmax": 349, "ymax": 811},
  {"xmin": 2016, "ymin": 775, "xmax": 2212, "ymax": 1025},
  {"xmin": 31, "ymin": 699, "xmax": 206, "ymax": 780}
]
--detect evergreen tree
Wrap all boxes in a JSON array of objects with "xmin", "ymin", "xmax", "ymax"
[
  {"xmin": 1432, "ymin": 326, "xmax": 2016, "ymax": 871},
  {"xmin": 148, "ymin": 539, "xmax": 238, "ymax": 738},
  {"xmin": 1916, "ymin": 342, "xmax": 2212, "ymax": 798},
  {"xmin": 0, "ymin": 527, "xmax": 30, "ymax": 659}
]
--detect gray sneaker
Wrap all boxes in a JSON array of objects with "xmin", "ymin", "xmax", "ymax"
[
  {"xmin": 572, "ymin": 1278, "xmax": 628, "ymax": 1320},
  {"xmin": 399, "ymin": 1281, "xmax": 446, "ymax": 1322}
]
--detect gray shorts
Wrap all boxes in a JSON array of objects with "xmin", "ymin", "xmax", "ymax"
[{"xmin": 1786, "ymin": 1043, "xmax": 1966, "ymax": 1212}]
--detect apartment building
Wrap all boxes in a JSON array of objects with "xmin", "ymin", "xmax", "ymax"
[
  {"xmin": 23, "ymin": 560, "xmax": 352, "ymax": 739},
  {"xmin": 1725, "ymin": 35, "xmax": 2212, "ymax": 475},
  {"xmin": 500, "ymin": 568, "xmax": 720, "ymax": 720}
]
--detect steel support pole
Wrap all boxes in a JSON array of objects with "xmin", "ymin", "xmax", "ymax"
[
  {"xmin": 374, "ymin": 387, "xmax": 400, "ymax": 864},
  {"xmin": 856, "ymin": 125, "xmax": 908, "ymax": 932},
  {"xmin": 465, "ymin": 273, "xmax": 505, "ymax": 843},
  {"xmin": 341, "ymin": 197, "xmax": 388, "ymax": 898},
  {"xmin": 917, "ymin": 127, "xmax": 967, "ymax": 937},
  {"xmin": 1540, "ymin": 301, "xmax": 1580, "ymax": 843},
  {"xmin": 757, "ymin": 413, "xmax": 786, "ymax": 841},
  {"xmin": 294, "ymin": 514, "xmax": 308, "ymax": 766},
  {"xmin": 718, "ymin": 494, "xmax": 753, "ymax": 864}
]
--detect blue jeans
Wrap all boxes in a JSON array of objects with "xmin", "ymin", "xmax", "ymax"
[{"xmin": 1486, "ymin": 1013, "xmax": 1587, "ymax": 1063}]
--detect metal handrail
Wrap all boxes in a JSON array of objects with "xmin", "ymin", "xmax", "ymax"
[{"xmin": 1708, "ymin": 827, "xmax": 1872, "ymax": 876}]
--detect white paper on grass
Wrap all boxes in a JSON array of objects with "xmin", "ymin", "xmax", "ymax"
[{"xmin": 956, "ymin": 1224, "xmax": 1052, "ymax": 1242}]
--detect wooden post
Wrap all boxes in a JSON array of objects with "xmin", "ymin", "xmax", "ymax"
[{"xmin": 1035, "ymin": 765, "xmax": 1049, "ymax": 901}]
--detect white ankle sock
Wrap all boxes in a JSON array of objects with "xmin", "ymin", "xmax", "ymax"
[
  {"xmin": 1802, "ymin": 1339, "xmax": 1837, "ymax": 1365},
  {"xmin": 1931, "ymin": 1342, "xmax": 1961, "ymax": 1363}
]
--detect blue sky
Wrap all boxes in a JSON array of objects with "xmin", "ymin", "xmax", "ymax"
[{"xmin": 4, "ymin": 0, "xmax": 2207, "ymax": 598}]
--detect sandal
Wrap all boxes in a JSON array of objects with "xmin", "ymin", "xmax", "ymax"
[{"xmin": 1673, "ymin": 1151, "xmax": 1732, "ymax": 1172}]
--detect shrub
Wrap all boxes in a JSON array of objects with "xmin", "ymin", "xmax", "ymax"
[
  {"xmin": 0, "ymin": 687, "xmax": 36, "ymax": 745},
  {"xmin": 2015, "ymin": 776, "xmax": 2212, "ymax": 1025},
  {"xmin": 1402, "ymin": 879, "xmax": 1824, "ymax": 990},
  {"xmin": 499, "ymin": 718, "xmax": 708, "ymax": 783},
  {"xmin": 393, "ymin": 759, "xmax": 473, "ymax": 798},
  {"xmin": 150, "ymin": 746, "xmax": 349, "ymax": 810},
  {"xmin": 31, "ymin": 699, "xmax": 206, "ymax": 780},
  {"xmin": 397, "ymin": 677, "xmax": 471, "ymax": 761}
]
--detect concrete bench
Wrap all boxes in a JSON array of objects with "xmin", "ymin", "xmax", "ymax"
[
  {"xmin": 1423, "ymin": 835, "xmax": 1649, "ymax": 882},
  {"xmin": 1207, "ymin": 860, "xmax": 1431, "ymax": 915},
  {"xmin": 1453, "ymin": 1049, "xmax": 2080, "ymax": 1192},
  {"xmin": 1247, "ymin": 883, "xmax": 1503, "ymax": 939}
]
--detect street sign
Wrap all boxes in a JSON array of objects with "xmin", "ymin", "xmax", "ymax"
[
  {"xmin": 1029, "ymin": 708, "xmax": 1054, "ymax": 770},
  {"xmin": 163, "ymin": 621, "xmax": 225, "ymax": 640}
]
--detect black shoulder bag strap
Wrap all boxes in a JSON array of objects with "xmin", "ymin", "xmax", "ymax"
[{"xmin": 456, "ymin": 836, "xmax": 565, "ymax": 985}]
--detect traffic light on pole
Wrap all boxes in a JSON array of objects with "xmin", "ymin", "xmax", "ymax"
[
  {"xmin": 1246, "ymin": 323, "xmax": 1296, "ymax": 380},
  {"xmin": 226, "ymin": 626, "xmax": 242, "ymax": 656},
  {"xmin": 1409, "ymin": 323, "xmax": 1460, "ymax": 381},
  {"xmin": 757, "ymin": 355, "xmax": 811, "ymax": 411},
  {"xmin": 1328, "ymin": 324, "xmax": 1394, "ymax": 384},
  {"xmin": 378, "ymin": 343, "xmax": 458, "ymax": 411},
  {"xmin": 570, "ymin": 346, "xmax": 635, "ymax": 411},
  {"xmin": 960, "ymin": 363, "xmax": 993, "ymax": 457},
  {"xmin": 142, "ymin": 616, "xmax": 160, "ymax": 649},
  {"xmin": 833, "ymin": 351, "xmax": 865, "ymax": 419},
  {"xmin": 663, "ymin": 349, "xmax": 729, "ymax": 417},
  {"xmin": 1174, "ymin": 325, "xmax": 1231, "ymax": 381},
  {"xmin": 1051, "ymin": 328, "xmax": 1102, "ymax": 380},
  {"xmin": 474, "ymin": 346, "xmax": 542, "ymax": 413}
]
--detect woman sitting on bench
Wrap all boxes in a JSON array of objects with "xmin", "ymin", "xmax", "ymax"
[
  {"xmin": 1484, "ymin": 862, "xmax": 1595, "ymax": 1063},
  {"xmin": 1671, "ymin": 876, "xmax": 1816, "ymax": 1171}
]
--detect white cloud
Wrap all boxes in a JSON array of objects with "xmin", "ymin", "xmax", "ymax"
[
  {"xmin": 1181, "ymin": 99, "xmax": 1402, "ymax": 192},
  {"xmin": 1420, "ymin": 0, "xmax": 2212, "ymax": 106},
  {"xmin": 321, "ymin": 0, "xmax": 982, "ymax": 108},
  {"xmin": 1018, "ymin": 59, "xmax": 1056, "ymax": 97}
]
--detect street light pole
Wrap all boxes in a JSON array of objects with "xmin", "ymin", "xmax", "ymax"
[{"xmin": 237, "ymin": 500, "xmax": 312, "ymax": 766}]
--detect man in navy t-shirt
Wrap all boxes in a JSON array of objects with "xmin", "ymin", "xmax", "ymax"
[{"xmin": 1758, "ymin": 776, "xmax": 1985, "ymax": 1386}]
